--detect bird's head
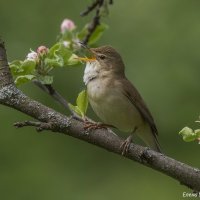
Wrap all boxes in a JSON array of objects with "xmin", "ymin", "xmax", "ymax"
[{"xmin": 77, "ymin": 45, "xmax": 125, "ymax": 75}]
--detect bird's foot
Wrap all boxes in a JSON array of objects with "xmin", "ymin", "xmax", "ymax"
[
  {"xmin": 84, "ymin": 120, "xmax": 114, "ymax": 131},
  {"xmin": 120, "ymin": 135, "xmax": 133, "ymax": 156}
]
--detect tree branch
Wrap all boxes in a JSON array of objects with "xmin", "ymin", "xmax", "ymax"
[
  {"xmin": 14, "ymin": 120, "xmax": 54, "ymax": 132},
  {"xmin": 0, "ymin": 41, "xmax": 14, "ymax": 87},
  {"xmin": 33, "ymin": 80, "xmax": 78, "ymax": 116},
  {"xmin": 80, "ymin": 0, "xmax": 100, "ymax": 16},
  {"xmin": 81, "ymin": 0, "xmax": 112, "ymax": 45},
  {"xmin": 1, "ymin": 41, "xmax": 200, "ymax": 192}
]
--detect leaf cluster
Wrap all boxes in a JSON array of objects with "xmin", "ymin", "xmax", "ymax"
[
  {"xmin": 9, "ymin": 20, "xmax": 108, "ymax": 118},
  {"xmin": 179, "ymin": 118, "xmax": 200, "ymax": 143}
]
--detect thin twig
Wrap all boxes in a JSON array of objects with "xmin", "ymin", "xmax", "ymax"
[
  {"xmin": 80, "ymin": 0, "xmax": 99, "ymax": 16},
  {"xmin": 82, "ymin": 14, "xmax": 100, "ymax": 45},
  {"xmin": 33, "ymin": 80, "xmax": 70, "ymax": 111},
  {"xmin": 14, "ymin": 120, "xmax": 53, "ymax": 132},
  {"xmin": 14, "ymin": 120, "xmax": 42, "ymax": 128},
  {"xmin": 81, "ymin": 0, "xmax": 113, "ymax": 45},
  {"xmin": 33, "ymin": 80, "xmax": 80, "ymax": 117}
]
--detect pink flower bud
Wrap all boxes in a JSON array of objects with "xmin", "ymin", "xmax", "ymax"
[
  {"xmin": 37, "ymin": 46, "xmax": 49, "ymax": 55},
  {"xmin": 26, "ymin": 51, "xmax": 38, "ymax": 61},
  {"xmin": 61, "ymin": 19, "xmax": 76, "ymax": 33}
]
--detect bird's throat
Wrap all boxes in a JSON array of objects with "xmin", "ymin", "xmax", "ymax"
[{"xmin": 83, "ymin": 61, "xmax": 101, "ymax": 85}]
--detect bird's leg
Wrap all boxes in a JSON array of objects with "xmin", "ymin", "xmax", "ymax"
[
  {"xmin": 120, "ymin": 127, "xmax": 138, "ymax": 156},
  {"xmin": 71, "ymin": 115, "xmax": 113, "ymax": 130},
  {"xmin": 84, "ymin": 119, "xmax": 115, "ymax": 131}
]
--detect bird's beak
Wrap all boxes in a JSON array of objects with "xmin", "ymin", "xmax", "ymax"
[
  {"xmin": 76, "ymin": 42, "xmax": 97, "ymax": 62},
  {"xmin": 76, "ymin": 57, "xmax": 96, "ymax": 62}
]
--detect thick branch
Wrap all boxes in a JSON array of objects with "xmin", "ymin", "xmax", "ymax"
[
  {"xmin": 0, "ymin": 42, "xmax": 14, "ymax": 87},
  {"xmin": 0, "ymin": 42, "xmax": 200, "ymax": 191}
]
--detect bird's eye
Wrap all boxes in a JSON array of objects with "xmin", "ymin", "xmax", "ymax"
[{"xmin": 98, "ymin": 54, "xmax": 106, "ymax": 60}]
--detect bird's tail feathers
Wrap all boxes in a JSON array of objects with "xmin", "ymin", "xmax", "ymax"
[{"xmin": 136, "ymin": 124, "xmax": 162, "ymax": 153}]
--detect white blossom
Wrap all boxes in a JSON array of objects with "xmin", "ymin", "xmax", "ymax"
[
  {"xmin": 63, "ymin": 41, "xmax": 70, "ymax": 47},
  {"xmin": 26, "ymin": 51, "xmax": 38, "ymax": 61}
]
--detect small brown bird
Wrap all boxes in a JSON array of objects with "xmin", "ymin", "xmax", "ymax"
[{"xmin": 78, "ymin": 45, "xmax": 161, "ymax": 154}]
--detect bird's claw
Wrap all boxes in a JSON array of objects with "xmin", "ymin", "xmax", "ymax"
[
  {"xmin": 84, "ymin": 121, "xmax": 108, "ymax": 131},
  {"xmin": 120, "ymin": 135, "xmax": 133, "ymax": 156},
  {"xmin": 83, "ymin": 120, "xmax": 115, "ymax": 131}
]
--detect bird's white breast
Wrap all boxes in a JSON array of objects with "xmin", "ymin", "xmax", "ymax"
[{"xmin": 83, "ymin": 61, "xmax": 101, "ymax": 85}]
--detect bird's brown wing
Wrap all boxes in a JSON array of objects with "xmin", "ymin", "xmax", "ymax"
[{"xmin": 119, "ymin": 78, "xmax": 158, "ymax": 136}]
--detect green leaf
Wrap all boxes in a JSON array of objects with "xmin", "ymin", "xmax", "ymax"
[
  {"xmin": 45, "ymin": 42, "xmax": 72, "ymax": 68},
  {"xmin": 77, "ymin": 26, "xmax": 88, "ymax": 41},
  {"xmin": 67, "ymin": 54, "xmax": 79, "ymax": 65},
  {"xmin": 88, "ymin": 23, "xmax": 108, "ymax": 45},
  {"xmin": 45, "ymin": 57, "xmax": 63, "ymax": 68},
  {"xmin": 10, "ymin": 60, "xmax": 36, "ymax": 76},
  {"xmin": 10, "ymin": 60, "xmax": 36, "ymax": 85},
  {"xmin": 44, "ymin": 58, "xmax": 58, "ymax": 67},
  {"xmin": 76, "ymin": 90, "xmax": 88, "ymax": 117},
  {"xmin": 77, "ymin": 23, "xmax": 108, "ymax": 45},
  {"xmin": 61, "ymin": 30, "xmax": 74, "ymax": 41},
  {"xmin": 179, "ymin": 127, "xmax": 193, "ymax": 135},
  {"xmin": 45, "ymin": 43, "xmax": 64, "ymax": 67},
  {"xmin": 179, "ymin": 127, "xmax": 197, "ymax": 142},
  {"xmin": 21, "ymin": 60, "xmax": 36, "ymax": 74},
  {"xmin": 69, "ymin": 90, "xmax": 88, "ymax": 117},
  {"xmin": 15, "ymin": 75, "xmax": 36, "ymax": 86},
  {"xmin": 194, "ymin": 129, "xmax": 200, "ymax": 137},
  {"xmin": 9, "ymin": 60, "xmax": 23, "ymax": 75},
  {"xmin": 37, "ymin": 75, "xmax": 53, "ymax": 85},
  {"xmin": 68, "ymin": 103, "xmax": 82, "ymax": 117},
  {"xmin": 58, "ymin": 44, "xmax": 73, "ymax": 66},
  {"xmin": 47, "ymin": 43, "xmax": 60, "ymax": 57}
]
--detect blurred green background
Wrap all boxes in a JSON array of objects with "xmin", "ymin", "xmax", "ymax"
[{"xmin": 1, "ymin": 0, "xmax": 200, "ymax": 199}]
